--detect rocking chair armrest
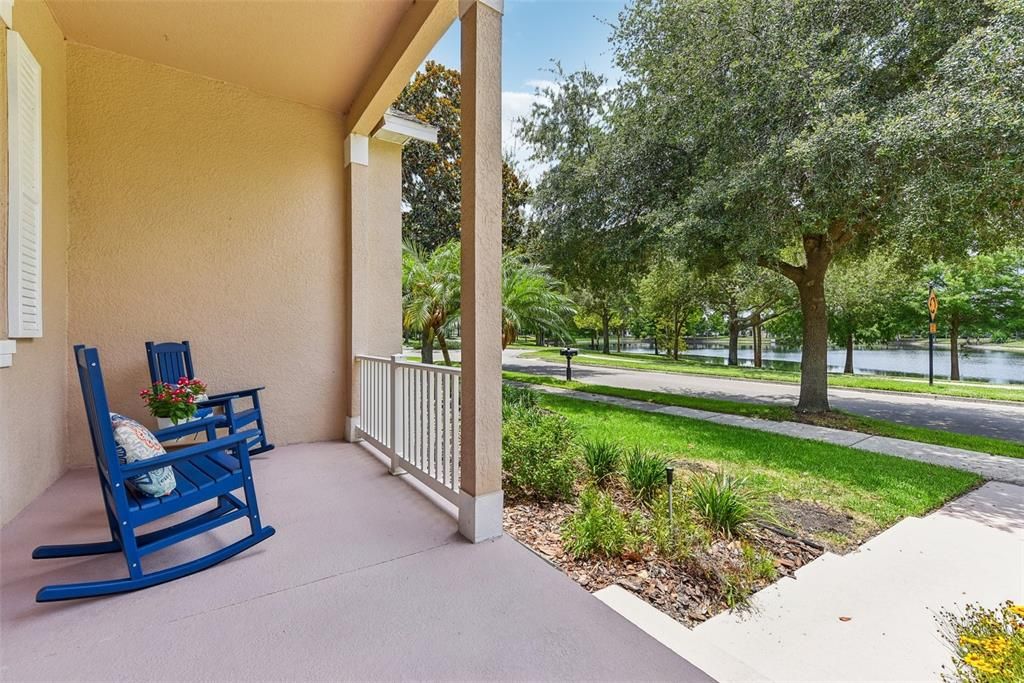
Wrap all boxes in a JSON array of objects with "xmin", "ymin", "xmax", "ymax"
[
  {"xmin": 120, "ymin": 430, "xmax": 261, "ymax": 477},
  {"xmin": 207, "ymin": 387, "xmax": 265, "ymax": 401},
  {"xmin": 194, "ymin": 396, "xmax": 234, "ymax": 409},
  {"xmin": 152, "ymin": 414, "xmax": 225, "ymax": 442}
]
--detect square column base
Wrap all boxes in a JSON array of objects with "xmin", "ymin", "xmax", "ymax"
[
  {"xmin": 458, "ymin": 489, "xmax": 503, "ymax": 543},
  {"xmin": 344, "ymin": 417, "xmax": 361, "ymax": 443}
]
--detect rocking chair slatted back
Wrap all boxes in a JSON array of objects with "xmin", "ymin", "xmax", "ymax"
[
  {"xmin": 75, "ymin": 345, "xmax": 129, "ymax": 509},
  {"xmin": 145, "ymin": 340, "xmax": 196, "ymax": 386}
]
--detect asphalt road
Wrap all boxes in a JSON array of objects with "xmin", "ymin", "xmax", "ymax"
[{"xmin": 501, "ymin": 349, "xmax": 1024, "ymax": 443}]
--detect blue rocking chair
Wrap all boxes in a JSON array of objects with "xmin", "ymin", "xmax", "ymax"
[
  {"xmin": 31, "ymin": 345, "xmax": 275, "ymax": 602},
  {"xmin": 145, "ymin": 340, "xmax": 275, "ymax": 455}
]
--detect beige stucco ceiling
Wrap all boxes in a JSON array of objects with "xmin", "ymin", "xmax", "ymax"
[{"xmin": 45, "ymin": 0, "xmax": 432, "ymax": 114}]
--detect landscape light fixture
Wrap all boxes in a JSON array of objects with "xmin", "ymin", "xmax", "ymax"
[{"xmin": 666, "ymin": 465, "xmax": 675, "ymax": 529}]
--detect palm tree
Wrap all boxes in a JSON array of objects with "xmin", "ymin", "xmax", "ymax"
[
  {"xmin": 402, "ymin": 241, "xmax": 575, "ymax": 363},
  {"xmin": 402, "ymin": 240, "xmax": 460, "ymax": 364},
  {"xmin": 501, "ymin": 252, "xmax": 575, "ymax": 348}
]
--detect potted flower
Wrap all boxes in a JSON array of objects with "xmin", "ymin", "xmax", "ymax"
[{"xmin": 140, "ymin": 377, "xmax": 209, "ymax": 430}]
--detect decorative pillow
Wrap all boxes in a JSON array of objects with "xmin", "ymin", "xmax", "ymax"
[
  {"xmin": 191, "ymin": 392, "xmax": 214, "ymax": 420},
  {"xmin": 110, "ymin": 413, "xmax": 177, "ymax": 497}
]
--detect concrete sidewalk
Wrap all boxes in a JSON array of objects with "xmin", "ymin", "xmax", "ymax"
[
  {"xmin": 518, "ymin": 381, "xmax": 1024, "ymax": 485},
  {"xmin": 598, "ymin": 482, "xmax": 1024, "ymax": 682}
]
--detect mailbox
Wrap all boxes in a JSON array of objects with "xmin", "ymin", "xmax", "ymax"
[{"xmin": 559, "ymin": 347, "xmax": 578, "ymax": 380}]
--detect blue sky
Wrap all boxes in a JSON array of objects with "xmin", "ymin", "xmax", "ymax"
[{"xmin": 425, "ymin": 0, "xmax": 626, "ymax": 177}]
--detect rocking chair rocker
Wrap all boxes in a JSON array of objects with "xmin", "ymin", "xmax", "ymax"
[
  {"xmin": 145, "ymin": 340, "xmax": 274, "ymax": 455},
  {"xmin": 31, "ymin": 345, "xmax": 275, "ymax": 602}
]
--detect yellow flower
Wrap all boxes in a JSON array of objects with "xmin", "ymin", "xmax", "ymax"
[
  {"xmin": 981, "ymin": 636, "xmax": 1009, "ymax": 653},
  {"xmin": 965, "ymin": 653, "xmax": 1000, "ymax": 675},
  {"xmin": 1009, "ymin": 604, "xmax": 1024, "ymax": 617}
]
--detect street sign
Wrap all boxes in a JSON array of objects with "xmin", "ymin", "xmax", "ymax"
[{"xmin": 927, "ymin": 287, "xmax": 938, "ymax": 386}]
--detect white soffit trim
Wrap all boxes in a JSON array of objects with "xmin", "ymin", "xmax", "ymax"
[
  {"xmin": 372, "ymin": 109, "xmax": 438, "ymax": 146},
  {"xmin": 459, "ymin": 0, "xmax": 504, "ymax": 17},
  {"xmin": 0, "ymin": 1, "xmax": 12, "ymax": 29},
  {"xmin": 344, "ymin": 133, "xmax": 369, "ymax": 166},
  {"xmin": 0, "ymin": 339, "xmax": 16, "ymax": 368}
]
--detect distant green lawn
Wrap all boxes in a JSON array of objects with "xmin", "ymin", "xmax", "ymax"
[
  {"xmin": 538, "ymin": 393, "xmax": 981, "ymax": 538},
  {"xmin": 522, "ymin": 347, "xmax": 1024, "ymax": 403},
  {"xmin": 504, "ymin": 372, "xmax": 1024, "ymax": 459}
]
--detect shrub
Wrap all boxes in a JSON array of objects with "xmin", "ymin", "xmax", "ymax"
[
  {"xmin": 689, "ymin": 471, "xmax": 764, "ymax": 537},
  {"xmin": 938, "ymin": 601, "xmax": 1024, "ymax": 682},
  {"xmin": 719, "ymin": 569, "xmax": 750, "ymax": 609},
  {"xmin": 502, "ymin": 406, "xmax": 577, "ymax": 502},
  {"xmin": 581, "ymin": 438, "xmax": 623, "ymax": 485},
  {"xmin": 562, "ymin": 487, "xmax": 628, "ymax": 559},
  {"xmin": 717, "ymin": 542, "xmax": 776, "ymax": 609},
  {"xmin": 650, "ymin": 484, "xmax": 711, "ymax": 559},
  {"xmin": 502, "ymin": 384, "xmax": 539, "ymax": 416},
  {"xmin": 741, "ymin": 541, "xmax": 777, "ymax": 582},
  {"xmin": 622, "ymin": 446, "xmax": 669, "ymax": 504}
]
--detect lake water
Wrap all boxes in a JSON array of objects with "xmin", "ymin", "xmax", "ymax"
[{"xmin": 602, "ymin": 341, "xmax": 1024, "ymax": 385}]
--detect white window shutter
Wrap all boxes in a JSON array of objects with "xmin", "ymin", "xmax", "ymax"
[{"xmin": 7, "ymin": 29, "xmax": 42, "ymax": 338}]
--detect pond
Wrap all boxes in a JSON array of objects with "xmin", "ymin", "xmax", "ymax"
[{"xmin": 601, "ymin": 340, "xmax": 1024, "ymax": 385}]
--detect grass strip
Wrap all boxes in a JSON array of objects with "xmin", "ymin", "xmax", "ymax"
[
  {"xmin": 504, "ymin": 371, "xmax": 1024, "ymax": 459},
  {"xmin": 538, "ymin": 393, "xmax": 982, "ymax": 533}
]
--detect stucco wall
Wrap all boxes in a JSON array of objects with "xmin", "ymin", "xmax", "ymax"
[
  {"xmin": 65, "ymin": 44, "xmax": 348, "ymax": 465},
  {"xmin": 0, "ymin": 2, "xmax": 71, "ymax": 525}
]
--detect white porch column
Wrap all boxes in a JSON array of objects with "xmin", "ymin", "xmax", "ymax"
[
  {"xmin": 343, "ymin": 133, "xmax": 404, "ymax": 442},
  {"xmin": 458, "ymin": 0, "xmax": 504, "ymax": 543}
]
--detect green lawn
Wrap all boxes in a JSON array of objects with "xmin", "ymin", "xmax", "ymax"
[
  {"xmin": 503, "ymin": 372, "xmax": 1024, "ymax": 459},
  {"xmin": 523, "ymin": 347, "xmax": 1024, "ymax": 403},
  {"xmin": 539, "ymin": 393, "xmax": 981, "ymax": 536}
]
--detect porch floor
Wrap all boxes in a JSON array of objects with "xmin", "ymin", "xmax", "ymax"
[{"xmin": 0, "ymin": 442, "xmax": 709, "ymax": 681}]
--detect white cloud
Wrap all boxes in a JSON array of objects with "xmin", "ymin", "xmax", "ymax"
[{"xmin": 502, "ymin": 88, "xmax": 550, "ymax": 184}]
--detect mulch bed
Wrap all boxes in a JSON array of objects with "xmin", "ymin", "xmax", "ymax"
[{"xmin": 504, "ymin": 495, "xmax": 827, "ymax": 626}]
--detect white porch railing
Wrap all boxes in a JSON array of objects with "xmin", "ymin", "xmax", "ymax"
[{"xmin": 354, "ymin": 354, "xmax": 461, "ymax": 504}]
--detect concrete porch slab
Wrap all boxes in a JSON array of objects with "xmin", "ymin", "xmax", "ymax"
[{"xmin": 0, "ymin": 442, "xmax": 710, "ymax": 682}]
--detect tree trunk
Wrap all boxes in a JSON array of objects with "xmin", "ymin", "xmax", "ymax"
[
  {"xmin": 727, "ymin": 310, "xmax": 740, "ymax": 366},
  {"xmin": 436, "ymin": 328, "xmax": 452, "ymax": 366},
  {"xmin": 420, "ymin": 329, "xmax": 434, "ymax": 365},
  {"xmin": 616, "ymin": 328, "xmax": 622, "ymax": 353},
  {"xmin": 950, "ymin": 312, "xmax": 961, "ymax": 381},
  {"xmin": 844, "ymin": 332, "xmax": 854, "ymax": 374},
  {"xmin": 536, "ymin": 328, "xmax": 545, "ymax": 346},
  {"xmin": 752, "ymin": 311, "xmax": 762, "ymax": 368},
  {"xmin": 601, "ymin": 308, "xmax": 611, "ymax": 354},
  {"xmin": 590, "ymin": 330, "xmax": 596, "ymax": 350},
  {"xmin": 672, "ymin": 312, "xmax": 681, "ymax": 360},
  {"xmin": 796, "ymin": 255, "xmax": 831, "ymax": 413}
]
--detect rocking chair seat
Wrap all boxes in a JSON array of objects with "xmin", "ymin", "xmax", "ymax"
[{"xmin": 126, "ymin": 450, "xmax": 242, "ymax": 523}]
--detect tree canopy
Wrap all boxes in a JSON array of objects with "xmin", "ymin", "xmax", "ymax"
[
  {"xmin": 598, "ymin": 0, "xmax": 1024, "ymax": 410},
  {"xmin": 396, "ymin": 61, "xmax": 532, "ymax": 251}
]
